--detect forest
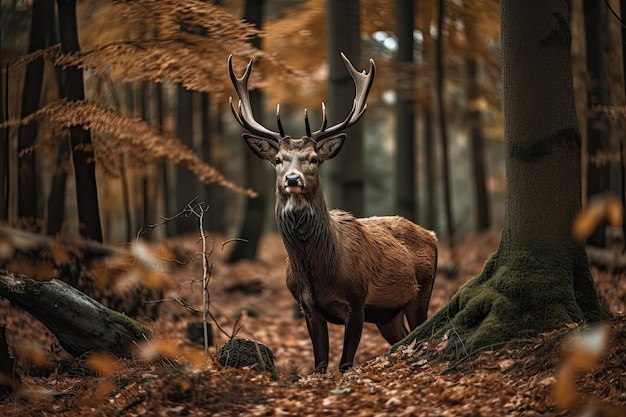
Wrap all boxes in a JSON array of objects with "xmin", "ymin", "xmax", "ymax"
[{"xmin": 0, "ymin": 0, "xmax": 625, "ymax": 415}]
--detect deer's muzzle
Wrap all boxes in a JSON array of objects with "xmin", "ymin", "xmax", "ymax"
[
  {"xmin": 284, "ymin": 173, "xmax": 304, "ymax": 194},
  {"xmin": 286, "ymin": 174, "xmax": 301, "ymax": 187}
]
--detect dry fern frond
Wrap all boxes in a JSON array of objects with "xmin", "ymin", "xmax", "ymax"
[
  {"xmin": 8, "ymin": 0, "xmax": 299, "ymax": 95},
  {"xmin": 0, "ymin": 99, "xmax": 256, "ymax": 197}
]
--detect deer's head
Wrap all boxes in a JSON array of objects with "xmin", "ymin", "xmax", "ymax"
[{"xmin": 228, "ymin": 54, "xmax": 375, "ymax": 197}]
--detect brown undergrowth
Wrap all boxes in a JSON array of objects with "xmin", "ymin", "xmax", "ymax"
[{"xmin": 0, "ymin": 230, "xmax": 625, "ymax": 416}]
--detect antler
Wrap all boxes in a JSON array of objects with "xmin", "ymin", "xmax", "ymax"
[
  {"xmin": 228, "ymin": 55, "xmax": 283, "ymax": 146},
  {"xmin": 310, "ymin": 53, "xmax": 376, "ymax": 144}
]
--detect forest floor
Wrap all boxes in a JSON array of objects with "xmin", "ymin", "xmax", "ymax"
[{"xmin": 0, "ymin": 229, "xmax": 625, "ymax": 416}]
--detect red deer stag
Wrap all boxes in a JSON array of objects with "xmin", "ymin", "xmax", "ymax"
[{"xmin": 228, "ymin": 53, "xmax": 438, "ymax": 373}]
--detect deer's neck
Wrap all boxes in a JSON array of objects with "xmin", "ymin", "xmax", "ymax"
[{"xmin": 275, "ymin": 189, "xmax": 338, "ymax": 261}]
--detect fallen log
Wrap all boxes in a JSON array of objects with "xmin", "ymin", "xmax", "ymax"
[
  {"xmin": 0, "ymin": 225, "xmax": 169, "ymax": 319},
  {"xmin": 0, "ymin": 272, "xmax": 150, "ymax": 358}
]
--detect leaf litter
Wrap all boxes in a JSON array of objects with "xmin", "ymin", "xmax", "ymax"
[{"xmin": 0, "ymin": 230, "xmax": 625, "ymax": 416}]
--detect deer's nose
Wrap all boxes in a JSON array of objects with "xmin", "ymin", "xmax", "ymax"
[{"xmin": 286, "ymin": 174, "xmax": 301, "ymax": 187}]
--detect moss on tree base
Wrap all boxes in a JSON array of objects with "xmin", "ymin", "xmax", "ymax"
[{"xmin": 394, "ymin": 237, "xmax": 606, "ymax": 359}]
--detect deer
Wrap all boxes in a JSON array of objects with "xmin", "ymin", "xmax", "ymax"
[{"xmin": 228, "ymin": 53, "xmax": 438, "ymax": 373}]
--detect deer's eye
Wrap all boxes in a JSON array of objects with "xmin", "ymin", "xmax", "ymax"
[{"xmin": 310, "ymin": 156, "xmax": 319, "ymax": 164}]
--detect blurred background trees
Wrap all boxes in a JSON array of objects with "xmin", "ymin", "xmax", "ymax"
[{"xmin": 0, "ymin": 0, "xmax": 623, "ymax": 259}]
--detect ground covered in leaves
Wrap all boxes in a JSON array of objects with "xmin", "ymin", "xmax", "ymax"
[{"xmin": 1, "ymin": 230, "xmax": 625, "ymax": 416}]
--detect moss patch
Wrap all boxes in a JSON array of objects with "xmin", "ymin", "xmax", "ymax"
[
  {"xmin": 393, "ymin": 237, "xmax": 604, "ymax": 359},
  {"xmin": 217, "ymin": 338, "xmax": 276, "ymax": 379}
]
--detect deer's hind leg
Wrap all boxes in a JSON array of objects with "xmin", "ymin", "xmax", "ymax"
[
  {"xmin": 376, "ymin": 312, "xmax": 409, "ymax": 345},
  {"xmin": 404, "ymin": 290, "xmax": 431, "ymax": 330}
]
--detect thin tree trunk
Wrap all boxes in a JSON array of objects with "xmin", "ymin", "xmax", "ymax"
[
  {"xmin": 424, "ymin": 107, "xmax": 437, "ymax": 231},
  {"xmin": 174, "ymin": 85, "xmax": 197, "ymax": 235},
  {"xmin": 156, "ymin": 83, "xmax": 174, "ymax": 237},
  {"xmin": 140, "ymin": 81, "xmax": 150, "ymax": 232},
  {"xmin": 1, "ymin": 64, "xmax": 8, "ymax": 222},
  {"xmin": 121, "ymin": 84, "xmax": 136, "ymax": 241},
  {"xmin": 17, "ymin": 0, "xmax": 55, "ymax": 225},
  {"xmin": 622, "ymin": 0, "xmax": 626, "ymax": 245},
  {"xmin": 436, "ymin": 0, "xmax": 455, "ymax": 242},
  {"xmin": 326, "ymin": 0, "xmax": 363, "ymax": 216},
  {"xmin": 466, "ymin": 19, "xmax": 490, "ymax": 232},
  {"xmin": 201, "ymin": 93, "xmax": 224, "ymax": 233},
  {"xmin": 394, "ymin": 0, "xmax": 416, "ymax": 221},
  {"xmin": 201, "ymin": 1, "xmax": 224, "ymax": 234},
  {"xmin": 46, "ymin": 139, "xmax": 70, "ymax": 236},
  {"xmin": 57, "ymin": 0, "xmax": 103, "ymax": 242},
  {"xmin": 46, "ymin": 7, "xmax": 70, "ymax": 236},
  {"xmin": 228, "ymin": 0, "xmax": 267, "ymax": 262},
  {"xmin": 583, "ymin": 0, "xmax": 609, "ymax": 247}
]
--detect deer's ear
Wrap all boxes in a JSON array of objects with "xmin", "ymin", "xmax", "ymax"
[
  {"xmin": 243, "ymin": 134, "xmax": 278, "ymax": 162},
  {"xmin": 315, "ymin": 134, "xmax": 346, "ymax": 161}
]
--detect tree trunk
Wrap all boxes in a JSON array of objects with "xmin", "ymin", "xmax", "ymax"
[
  {"xmin": 201, "ymin": 93, "xmax": 225, "ymax": 234},
  {"xmin": 621, "ymin": 0, "xmax": 626, "ymax": 246},
  {"xmin": 173, "ymin": 85, "xmax": 198, "ymax": 235},
  {"xmin": 0, "ymin": 274, "xmax": 150, "ymax": 358},
  {"xmin": 395, "ymin": 0, "xmax": 604, "ymax": 359},
  {"xmin": 583, "ymin": 0, "xmax": 609, "ymax": 247},
  {"xmin": 423, "ymin": 107, "xmax": 437, "ymax": 231},
  {"xmin": 326, "ymin": 0, "xmax": 363, "ymax": 216},
  {"xmin": 17, "ymin": 0, "xmax": 55, "ymax": 225},
  {"xmin": 57, "ymin": 0, "xmax": 103, "ymax": 242},
  {"xmin": 436, "ymin": 0, "xmax": 455, "ymax": 242},
  {"xmin": 1, "ymin": 62, "xmax": 9, "ymax": 222},
  {"xmin": 46, "ymin": 139, "xmax": 70, "ymax": 236},
  {"xmin": 466, "ymin": 19, "xmax": 490, "ymax": 232},
  {"xmin": 394, "ymin": 0, "xmax": 416, "ymax": 221},
  {"xmin": 46, "ymin": 7, "xmax": 70, "ymax": 237},
  {"xmin": 227, "ymin": 0, "xmax": 268, "ymax": 262}
]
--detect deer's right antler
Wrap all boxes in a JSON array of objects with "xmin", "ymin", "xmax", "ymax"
[{"xmin": 228, "ymin": 55, "xmax": 284, "ymax": 146}]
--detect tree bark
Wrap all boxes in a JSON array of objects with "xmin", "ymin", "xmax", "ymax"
[
  {"xmin": 46, "ymin": 7, "xmax": 70, "ymax": 237},
  {"xmin": 174, "ymin": 85, "xmax": 198, "ymax": 235},
  {"xmin": 1, "ymin": 62, "xmax": 8, "ymax": 222},
  {"xmin": 0, "ymin": 273, "xmax": 150, "ymax": 358},
  {"xmin": 582, "ymin": 0, "xmax": 609, "ymax": 247},
  {"xmin": 201, "ymin": 93, "xmax": 225, "ymax": 234},
  {"xmin": 466, "ymin": 19, "xmax": 490, "ymax": 232},
  {"xmin": 394, "ymin": 0, "xmax": 417, "ymax": 221},
  {"xmin": 228, "ymin": 0, "xmax": 268, "ymax": 262},
  {"xmin": 18, "ymin": 0, "xmax": 55, "ymax": 225},
  {"xmin": 436, "ymin": 0, "xmax": 455, "ymax": 242},
  {"xmin": 423, "ymin": 107, "xmax": 437, "ymax": 231},
  {"xmin": 394, "ymin": 0, "xmax": 604, "ymax": 358},
  {"xmin": 57, "ymin": 0, "xmax": 103, "ymax": 242},
  {"xmin": 326, "ymin": 0, "xmax": 363, "ymax": 216}
]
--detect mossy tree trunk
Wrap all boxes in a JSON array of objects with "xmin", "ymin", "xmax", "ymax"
[{"xmin": 394, "ymin": 0, "xmax": 604, "ymax": 359}]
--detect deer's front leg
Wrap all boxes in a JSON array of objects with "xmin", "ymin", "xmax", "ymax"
[
  {"xmin": 304, "ymin": 310, "xmax": 329, "ymax": 373},
  {"xmin": 339, "ymin": 307, "xmax": 364, "ymax": 372}
]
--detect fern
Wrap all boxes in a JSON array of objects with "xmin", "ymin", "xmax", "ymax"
[
  {"xmin": 0, "ymin": 99, "xmax": 256, "ymax": 197},
  {"xmin": 10, "ymin": 0, "xmax": 299, "ymax": 94}
]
